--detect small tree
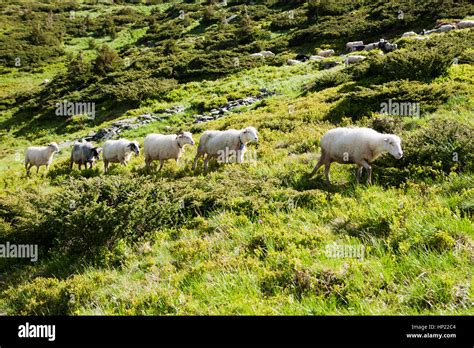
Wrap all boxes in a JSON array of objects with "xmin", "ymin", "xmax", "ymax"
[
  {"xmin": 68, "ymin": 52, "xmax": 92, "ymax": 82},
  {"xmin": 93, "ymin": 44, "xmax": 122, "ymax": 76}
]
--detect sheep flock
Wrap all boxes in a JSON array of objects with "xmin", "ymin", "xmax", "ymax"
[{"xmin": 24, "ymin": 126, "xmax": 404, "ymax": 185}]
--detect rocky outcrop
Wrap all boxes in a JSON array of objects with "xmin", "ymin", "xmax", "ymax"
[{"xmin": 193, "ymin": 89, "xmax": 275, "ymax": 123}]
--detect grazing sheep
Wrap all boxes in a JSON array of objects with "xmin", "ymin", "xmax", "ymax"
[
  {"xmin": 364, "ymin": 42, "xmax": 379, "ymax": 51},
  {"xmin": 421, "ymin": 29, "xmax": 438, "ymax": 35},
  {"xmin": 260, "ymin": 51, "xmax": 275, "ymax": 57},
  {"xmin": 70, "ymin": 140, "xmax": 102, "ymax": 170},
  {"xmin": 318, "ymin": 49, "xmax": 335, "ymax": 57},
  {"xmin": 102, "ymin": 139, "xmax": 140, "ymax": 173},
  {"xmin": 25, "ymin": 142, "xmax": 59, "ymax": 175},
  {"xmin": 344, "ymin": 55, "xmax": 366, "ymax": 64},
  {"xmin": 250, "ymin": 53, "xmax": 264, "ymax": 58},
  {"xmin": 309, "ymin": 127, "xmax": 403, "ymax": 185},
  {"xmin": 287, "ymin": 59, "xmax": 302, "ymax": 65},
  {"xmin": 412, "ymin": 36, "xmax": 428, "ymax": 41},
  {"xmin": 402, "ymin": 31, "xmax": 417, "ymax": 37},
  {"xmin": 144, "ymin": 132, "xmax": 195, "ymax": 171},
  {"xmin": 346, "ymin": 41, "xmax": 364, "ymax": 52},
  {"xmin": 309, "ymin": 55, "xmax": 325, "ymax": 60},
  {"xmin": 378, "ymin": 41, "xmax": 397, "ymax": 52},
  {"xmin": 192, "ymin": 127, "xmax": 258, "ymax": 171},
  {"xmin": 437, "ymin": 24, "xmax": 456, "ymax": 32},
  {"xmin": 456, "ymin": 20, "xmax": 474, "ymax": 29},
  {"xmin": 295, "ymin": 54, "xmax": 310, "ymax": 62}
]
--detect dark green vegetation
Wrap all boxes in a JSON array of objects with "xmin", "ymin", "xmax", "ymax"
[{"xmin": 0, "ymin": 0, "xmax": 473, "ymax": 315}]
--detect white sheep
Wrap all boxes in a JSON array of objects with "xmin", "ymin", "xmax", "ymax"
[
  {"xmin": 309, "ymin": 55, "xmax": 325, "ymax": 60},
  {"xmin": 260, "ymin": 51, "xmax": 275, "ymax": 57},
  {"xmin": 287, "ymin": 59, "xmax": 302, "ymax": 65},
  {"xmin": 309, "ymin": 127, "xmax": 403, "ymax": 185},
  {"xmin": 364, "ymin": 42, "xmax": 379, "ymax": 51},
  {"xmin": 318, "ymin": 49, "xmax": 335, "ymax": 57},
  {"xmin": 346, "ymin": 41, "xmax": 364, "ymax": 52},
  {"xmin": 402, "ymin": 31, "xmax": 417, "ymax": 37},
  {"xmin": 412, "ymin": 36, "xmax": 428, "ymax": 41},
  {"xmin": 456, "ymin": 20, "xmax": 474, "ymax": 29},
  {"xmin": 250, "ymin": 53, "xmax": 264, "ymax": 58},
  {"xmin": 25, "ymin": 142, "xmax": 59, "ymax": 175},
  {"xmin": 102, "ymin": 139, "xmax": 140, "ymax": 173},
  {"xmin": 344, "ymin": 55, "xmax": 366, "ymax": 64},
  {"xmin": 192, "ymin": 127, "xmax": 258, "ymax": 171},
  {"xmin": 437, "ymin": 24, "xmax": 456, "ymax": 32},
  {"xmin": 144, "ymin": 132, "xmax": 195, "ymax": 171}
]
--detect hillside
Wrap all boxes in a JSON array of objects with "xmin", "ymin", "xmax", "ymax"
[{"xmin": 0, "ymin": 0, "xmax": 473, "ymax": 315}]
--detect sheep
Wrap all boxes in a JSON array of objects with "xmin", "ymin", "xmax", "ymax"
[
  {"xmin": 364, "ymin": 42, "xmax": 379, "ymax": 51},
  {"xmin": 318, "ymin": 49, "xmax": 335, "ymax": 57},
  {"xmin": 344, "ymin": 55, "xmax": 366, "ymax": 64},
  {"xmin": 293, "ymin": 54, "xmax": 310, "ymax": 62},
  {"xmin": 25, "ymin": 142, "xmax": 59, "ymax": 175},
  {"xmin": 421, "ymin": 29, "xmax": 438, "ymax": 35},
  {"xmin": 437, "ymin": 24, "xmax": 456, "ymax": 32},
  {"xmin": 287, "ymin": 59, "xmax": 302, "ymax": 65},
  {"xmin": 456, "ymin": 20, "xmax": 474, "ymax": 29},
  {"xmin": 192, "ymin": 127, "xmax": 258, "ymax": 171},
  {"xmin": 412, "ymin": 36, "xmax": 428, "ymax": 41},
  {"xmin": 144, "ymin": 132, "xmax": 195, "ymax": 171},
  {"xmin": 250, "ymin": 53, "xmax": 264, "ymax": 58},
  {"xmin": 402, "ymin": 31, "xmax": 417, "ymax": 37},
  {"xmin": 309, "ymin": 55, "xmax": 325, "ymax": 60},
  {"xmin": 102, "ymin": 139, "xmax": 140, "ymax": 173},
  {"xmin": 346, "ymin": 41, "xmax": 364, "ymax": 52},
  {"xmin": 70, "ymin": 140, "xmax": 102, "ymax": 170},
  {"xmin": 308, "ymin": 127, "xmax": 403, "ymax": 185},
  {"xmin": 378, "ymin": 41, "xmax": 397, "ymax": 52},
  {"xmin": 260, "ymin": 51, "xmax": 275, "ymax": 57}
]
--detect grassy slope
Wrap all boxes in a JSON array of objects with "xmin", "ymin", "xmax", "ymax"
[{"xmin": 0, "ymin": 1, "xmax": 473, "ymax": 315}]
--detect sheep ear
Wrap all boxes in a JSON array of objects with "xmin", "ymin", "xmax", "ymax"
[{"xmin": 384, "ymin": 138, "xmax": 389, "ymax": 143}]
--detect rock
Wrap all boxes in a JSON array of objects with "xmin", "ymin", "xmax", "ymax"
[
  {"xmin": 112, "ymin": 117, "xmax": 137, "ymax": 126},
  {"xmin": 192, "ymin": 90, "xmax": 275, "ymax": 124}
]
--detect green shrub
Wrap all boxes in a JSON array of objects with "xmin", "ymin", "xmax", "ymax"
[
  {"xmin": 326, "ymin": 80, "xmax": 456, "ymax": 122},
  {"xmin": 93, "ymin": 44, "xmax": 122, "ymax": 77}
]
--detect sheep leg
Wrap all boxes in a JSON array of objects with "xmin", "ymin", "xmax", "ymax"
[
  {"xmin": 78, "ymin": 163, "xmax": 82, "ymax": 170},
  {"xmin": 203, "ymin": 154, "xmax": 211, "ymax": 171},
  {"xmin": 356, "ymin": 166, "xmax": 364, "ymax": 183},
  {"xmin": 104, "ymin": 160, "xmax": 109, "ymax": 174},
  {"xmin": 324, "ymin": 162, "xmax": 331, "ymax": 185},
  {"xmin": 25, "ymin": 163, "xmax": 32, "ymax": 176},
  {"xmin": 360, "ymin": 160, "xmax": 372, "ymax": 184},
  {"xmin": 192, "ymin": 153, "xmax": 202, "ymax": 170},
  {"xmin": 158, "ymin": 160, "xmax": 164, "ymax": 172},
  {"xmin": 145, "ymin": 156, "xmax": 152, "ymax": 169},
  {"xmin": 309, "ymin": 156, "xmax": 325, "ymax": 177},
  {"xmin": 36, "ymin": 165, "xmax": 40, "ymax": 174}
]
